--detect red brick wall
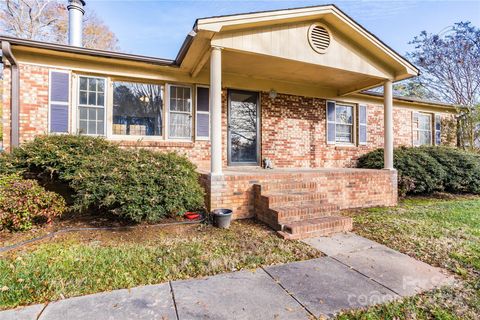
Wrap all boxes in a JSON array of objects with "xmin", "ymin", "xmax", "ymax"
[
  {"xmin": 259, "ymin": 92, "xmax": 440, "ymax": 168},
  {"xmin": 19, "ymin": 64, "xmax": 49, "ymax": 144},
  {"xmin": 202, "ymin": 169, "xmax": 398, "ymax": 219},
  {"xmin": 2, "ymin": 63, "xmax": 456, "ymax": 169}
]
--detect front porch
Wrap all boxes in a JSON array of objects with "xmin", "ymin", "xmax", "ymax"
[{"xmin": 199, "ymin": 167, "xmax": 397, "ymax": 239}]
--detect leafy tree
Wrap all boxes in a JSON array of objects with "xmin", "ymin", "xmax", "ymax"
[
  {"xmin": 0, "ymin": 0, "xmax": 119, "ymax": 51},
  {"xmin": 392, "ymin": 78, "xmax": 436, "ymax": 100},
  {"xmin": 408, "ymin": 22, "xmax": 480, "ymax": 149}
]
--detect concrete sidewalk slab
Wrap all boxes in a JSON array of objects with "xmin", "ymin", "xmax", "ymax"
[
  {"xmin": 39, "ymin": 283, "xmax": 176, "ymax": 320},
  {"xmin": 303, "ymin": 232, "xmax": 382, "ymax": 256},
  {"xmin": 0, "ymin": 304, "xmax": 45, "ymax": 320},
  {"xmin": 305, "ymin": 233, "xmax": 454, "ymax": 297},
  {"xmin": 265, "ymin": 257, "xmax": 398, "ymax": 318},
  {"xmin": 172, "ymin": 269, "xmax": 309, "ymax": 320},
  {"xmin": 334, "ymin": 246, "xmax": 454, "ymax": 296}
]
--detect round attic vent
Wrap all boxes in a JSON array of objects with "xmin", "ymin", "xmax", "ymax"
[{"xmin": 308, "ymin": 24, "xmax": 331, "ymax": 54}]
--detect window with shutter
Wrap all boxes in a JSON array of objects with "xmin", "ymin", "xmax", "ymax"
[
  {"xmin": 435, "ymin": 114, "xmax": 442, "ymax": 145},
  {"xmin": 326, "ymin": 101, "xmax": 336, "ymax": 144},
  {"xmin": 49, "ymin": 71, "xmax": 70, "ymax": 133},
  {"xmin": 196, "ymin": 86, "xmax": 210, "ymax": 140},
  {"xmin": 359, "ymin": 105, "xmax": 367, "ymax": 145}
]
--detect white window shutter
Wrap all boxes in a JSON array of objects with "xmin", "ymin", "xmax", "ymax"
[
  {"xmin": 326, "ymin": 101, "xmax": 336, "ymax": 144},
  {"xmin": 358, "ymin": 104, "xmax": 367, "ymax": 145}
]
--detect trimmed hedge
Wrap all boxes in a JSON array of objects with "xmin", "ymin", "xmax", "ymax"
[
  {"xmin": 358, "ymin": 146, "xmax": 480, "ymax": 196},
  {"xmin": 70, "ymin": 148, "xmax": 205, "ymax": 222},
  {"xmin": 5, "ymin": 135, "xmax": 205, "ymax": 222},
  {"xmin": 0, "ymin": 174, "xmax": 66, "ymax": 231},
  {"xmin": 11, "ymin": 134, "xmax": 118, "ymax": 181}
]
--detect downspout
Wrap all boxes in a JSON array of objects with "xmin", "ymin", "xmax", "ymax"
[{"xmin": 1, "ymin": 41, "xmax": 20, "ymax": 148}]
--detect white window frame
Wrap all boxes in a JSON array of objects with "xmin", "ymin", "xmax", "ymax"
[
  {"xmin": 195, "ymin": 85, "xmax": 210, "ymax": 141},
  {"xmin": 334, "ymin": 102, "xmax": 356, "ymax": 145},
  {"xmin": 166, "ymin": 83, "xmax": 193, "ymax": 141},
  {"xmin": 77, "ymin": 75, "xmax": 107, "ymax": 136},
  {"xmin": 414, "ymin": 112, "xmax": 433, "ymax": 146},
  {"xmin": 48, "ymin": 69, "xmax": 71, "ymax": 134}
]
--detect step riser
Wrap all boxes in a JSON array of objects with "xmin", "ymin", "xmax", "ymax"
[
  {"xmin": 255, "ymin": 182, "xmax": 319, "ymax": 192},
  {"xmin": 261, "ymin": 193, "xmax": 328, "ymax": 206},
  {"xmin": 284, "ymin": 218, "xmax": 352, "ymax": 234},
  {"xmin": 277, "ymin": 211, "xmax": 332, "ymax": 224},
  {"xmin": 278, "ymin": 224, "xmax": 352, "ymax": 240}
]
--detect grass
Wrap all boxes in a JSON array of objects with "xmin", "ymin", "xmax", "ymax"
[
  {"xmin": 337, "ymin": 195, "xmax": 480, "ymax": 320},
  {"xmin": 0, "ymin": 220, "xmax": 320, "ymax": 310}
]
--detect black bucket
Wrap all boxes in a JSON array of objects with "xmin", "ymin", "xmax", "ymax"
[{"xmin": 212, "ymin": 209, "xmax": 233, "ymax": 229}]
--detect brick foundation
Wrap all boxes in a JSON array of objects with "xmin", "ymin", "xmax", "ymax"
[{"xmin": 200, "ymin": 168, "xmax": 397, "ymax": 220}]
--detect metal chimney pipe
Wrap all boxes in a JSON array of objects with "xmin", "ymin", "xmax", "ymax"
[{"xmin": 67, "ymin": 0, "xmax": 86, "ymax": 46}]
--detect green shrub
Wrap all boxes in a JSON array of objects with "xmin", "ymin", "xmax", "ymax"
[
  {"xmin": 425, "ymin": 147, "xmax": 480, "ymax": 194},
  {"xmin": 70, "ymin": 148, "xmax": 205, "ymax": 222},
  {"xmin": 0, "ymin": 174, "xmax": 66, "ymax": 231},
  {"xmin": 8, "ymin": 135, "xmax": 205, "ymax": 222},
  {"xmin": 0, "ymin": 153, "xmax": 19, "ymax": 175},
  {"xmin": 11, "ymin": 134, "xmax": 117, "ymax": 181},
  {"xmin": 358, "ymin": 146, "xmax": 480, "ymax": 196}
]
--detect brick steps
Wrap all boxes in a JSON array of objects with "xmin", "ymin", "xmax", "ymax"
[
  {"xmin": 271, "ymin": 201, "xmax": 339, "ymax": 223},
  {"xmin": 278, "ymin": 216, "xmax": 353, "ymax": 240},
  {"xmin": 260, "ymin": 191, "xmax": 329, "ymax": 206},
  {"xmin": 254, "ymin": 181, "xmax": 353, "ymax": 239},
  {"xmin": 254, "ymin": 181, "xmax": 319, "ymax": 192}
]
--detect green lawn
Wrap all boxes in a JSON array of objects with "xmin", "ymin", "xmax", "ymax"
[
  {"xmin": 337, "ymin": 196, "xmax": 480, "ymax": 320},
  {"xmin": 0, "ymin": 220, "xmax": 320, "ymax": 310}
]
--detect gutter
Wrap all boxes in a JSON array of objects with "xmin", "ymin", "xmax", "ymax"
[
  {"xmin": 0, "ymin": 36, "xmax": 175, "ymax": 67},
  {"xmin": 358, "ymin": 91, "xmax": 456, "ymax": 109},
  {"xmin": 1, "ymin": 41, "xmax": 20, "ymax": 148},
  {"xmin": 174, "ymin": 29, "xmax": 197, "ymax": 66}
]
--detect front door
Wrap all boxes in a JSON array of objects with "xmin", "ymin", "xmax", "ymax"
[{"xmin": 228, "ymin": 90, "xmax": 260, "ymax": 165}]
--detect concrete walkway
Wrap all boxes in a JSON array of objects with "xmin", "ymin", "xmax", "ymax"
[{"xmin": 1, "ymin": 233, "xmax": 454, "ymax": 320}]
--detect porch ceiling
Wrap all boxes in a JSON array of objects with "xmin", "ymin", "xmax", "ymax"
[{"xmin": 204, "ymin": 49, "xmax": 385, "ymax": 96}]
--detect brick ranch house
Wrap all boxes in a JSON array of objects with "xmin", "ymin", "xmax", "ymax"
[{"xmin": 1, "ymin": 3, "xmax": 457, "ymax": 238}]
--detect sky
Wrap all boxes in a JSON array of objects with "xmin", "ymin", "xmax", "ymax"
[{"xmin": 86, "ymin": 0, "xmax": 480, "ymax": 59}]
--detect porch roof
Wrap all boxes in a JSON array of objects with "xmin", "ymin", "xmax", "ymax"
[{"xmin": 180, "ymin": 4, "xmax": 419, "ymax": 96}]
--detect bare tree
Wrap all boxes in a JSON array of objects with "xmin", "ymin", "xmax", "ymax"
[
  {"xmin": 0, "ymin": 0, "xmax": 119, "ymax": 51},
  {"xmin": 408, "ymin": 22, "xmax": 480, "ymax": 149}
]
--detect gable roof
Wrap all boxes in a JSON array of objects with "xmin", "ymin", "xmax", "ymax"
[{"xmin": 186, "ymin": 4, "xmax": 418, "ymax": 78}]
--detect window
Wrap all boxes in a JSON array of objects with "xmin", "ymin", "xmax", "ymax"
[
  {"xmin": 327, "ymin": 101, "xmax": 357, "ymax": 145},
  {"xmin": 413, "ymin": 112, "xmax": 432, "ymax": 146},
  {"xmin": 78, "ymin": 76, "xmax": 105, "ymax": 135},
  {"xmin": 335, "ymin": 104, "xmax": 354, "ymax": 143},
  {"xmin": 196, "ymin": 86, "xmax": 210, "ymax": 139},
  {"xmin": 168, "ymin": 85, "xmax": 192, "ymax": 139},
  {"xmin": 112, "ymin": 81, "xmax": 163, "ymax": 136}
]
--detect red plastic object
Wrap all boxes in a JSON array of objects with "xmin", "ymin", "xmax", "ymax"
[{"xmin": 184, "ymin": 212, "xmax": 200, "ymax": 220}]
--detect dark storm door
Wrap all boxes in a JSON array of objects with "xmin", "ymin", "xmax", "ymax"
[{"xmin": 228, "ymin": 90, "xmax": 260, "ymax": 165}]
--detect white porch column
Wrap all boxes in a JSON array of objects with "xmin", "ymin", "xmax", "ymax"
[
  {"xmin": 210, "ymin": 46, "xmax": 223, "ymax": 175},
  {"xmin": 384, "ymin": 80, "xmax": 394, "ymax": 170}
]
